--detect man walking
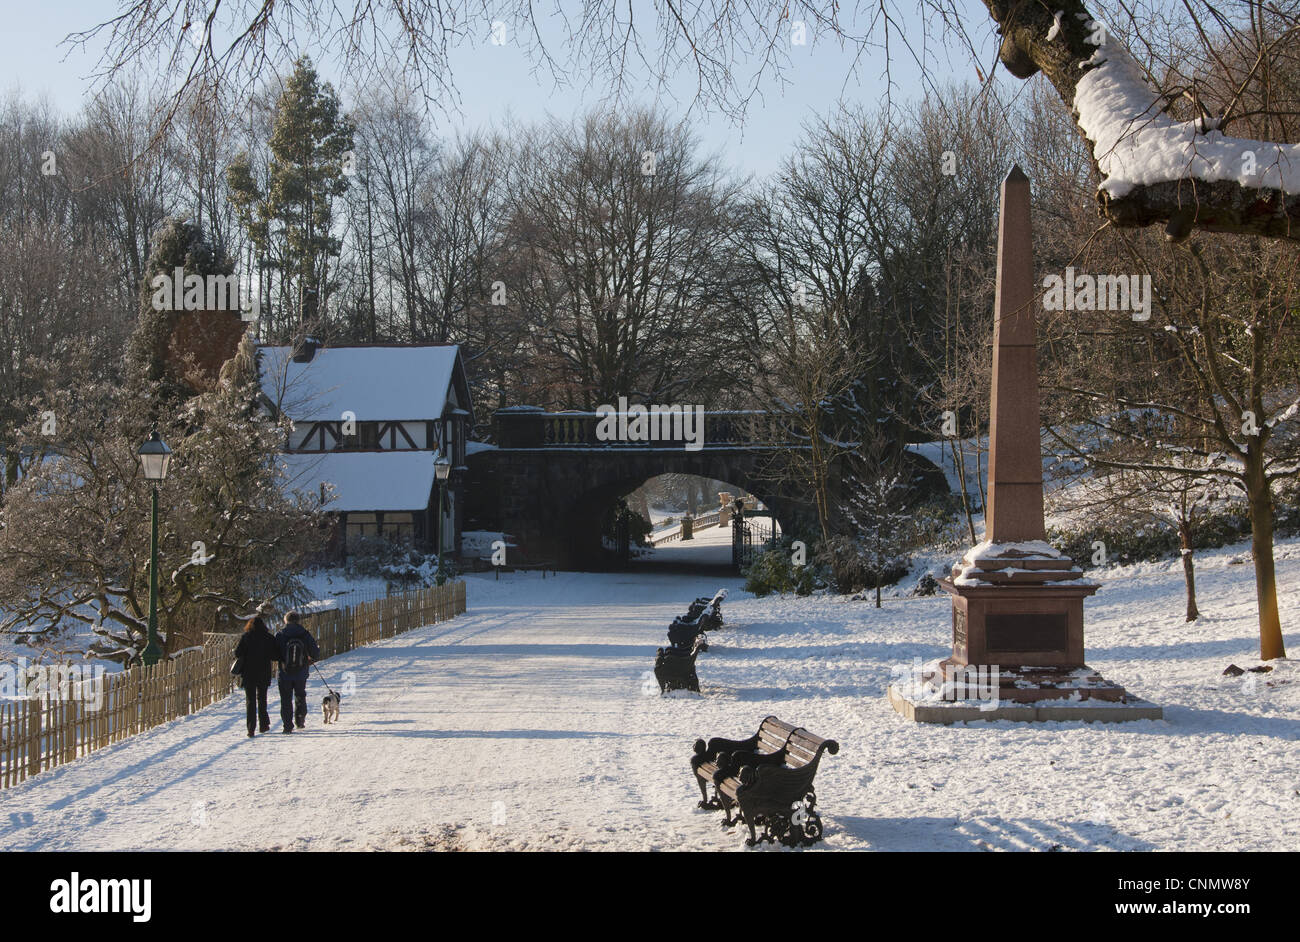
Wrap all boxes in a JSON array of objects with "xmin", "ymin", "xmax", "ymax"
[{"xmin": 275, "ymin": 611, "xmax": 321, "ymax": 733}]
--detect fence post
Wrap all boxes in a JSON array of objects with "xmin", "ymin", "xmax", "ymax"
[{"xmin": 27, "ymin": 698, "xmax": 41, "ymax": 777}]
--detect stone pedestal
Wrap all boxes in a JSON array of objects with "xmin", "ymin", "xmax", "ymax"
[
  {"xmin": 718, "ymin": 492, "xmax": 734, "ymax": 526},
  {"xmin": 929, "ymin": 542, "xmax": 1137, "ymax": 707}
]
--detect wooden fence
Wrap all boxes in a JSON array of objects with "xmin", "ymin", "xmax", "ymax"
[{"xmin": 0, "ymin": 580, "xmax": 466, "ymax": 791}]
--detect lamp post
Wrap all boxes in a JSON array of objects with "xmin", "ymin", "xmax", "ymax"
[
  {"xmin": 137, "ymin": 432, "xmax": 172, "ymax": 667},
  {"xmin": 434, "ymin": 454, "xmax": 451, "ymax": 584}
]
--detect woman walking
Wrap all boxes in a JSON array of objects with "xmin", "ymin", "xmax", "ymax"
[{"xmin": 234, "ymin": 616, "xmax": 278, "ymax": 737}]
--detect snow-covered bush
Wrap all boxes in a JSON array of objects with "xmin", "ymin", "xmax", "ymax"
[
  {"xmin": 345, "ymin": 537, "xmax": 447, "ymax": 586},
  {"xmin": 1275, "ymin": 485, "xmax": 1300, "ymax": 538},
  {"xmin": 904, "ymin": 498, "xmax": 967, "ymax": 553},
  {"xmin": 815, "ymin": 535, "xmax": 911, "ymax": 598}
]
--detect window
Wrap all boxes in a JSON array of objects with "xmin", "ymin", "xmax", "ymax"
[
  {"xmin": 445, "ymin": 419, "xmax": 458, "ymax": 463},
  {"xmin": 382, "ymin": 512, "xmax": 414, "ymax": 545},
  {"xmin": 340, "ymin": 422, "xmax": 379, "ymax": 450},
  {"xmin": 345, "ymin": 513, "xmax": 379, "ymax": 546}
]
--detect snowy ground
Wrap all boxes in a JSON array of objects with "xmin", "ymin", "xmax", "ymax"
[{"xmin": 1, "ymin": 536, "xmax": 1297, "ymax": 851}]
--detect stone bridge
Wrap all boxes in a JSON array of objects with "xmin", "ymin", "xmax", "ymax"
[{"xmin": 465, "ymin": 408, "xmax": 821, "ymax": 568}]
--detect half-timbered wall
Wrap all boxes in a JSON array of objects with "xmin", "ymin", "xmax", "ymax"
[{"xmin": 288, "ymin": 420, "xmax": 438, "ymax": 453}]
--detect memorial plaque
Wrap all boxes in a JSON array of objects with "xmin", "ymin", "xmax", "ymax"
[
  {"xmin": 953, "ymin": 608, "xmax": 967, "ymax": 656},
  {"xmin": 985, "ymin": 612, "xmax": 1068, "ymax": 652}
]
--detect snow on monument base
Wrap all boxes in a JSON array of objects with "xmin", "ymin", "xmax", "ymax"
[
  {"xmin": 887, "ymin": 666, "xmax": 1164, "ymax": 724},
  {"xmin": 886, "ymin": 684, "xmax": 1164, "ymax": 724},
  {"xmin": 888, "ymin": 542, "xmax": 1164, "ymax": 723}
]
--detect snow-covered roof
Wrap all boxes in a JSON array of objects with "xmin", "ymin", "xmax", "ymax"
[
  {"xmin": 259, "ymin": 344, "xmax": 462, "ymax": 422},
  {"xmin": 277, "ymin": 451, "xmax": 436, "ymax": 512}
]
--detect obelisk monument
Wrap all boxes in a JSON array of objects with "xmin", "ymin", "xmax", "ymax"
[
  {"xmin": 889, "ymin": 166, "xmax": 1161, "ymax": 722},
  {"xmin": 985, "ymin": 166, "xmax": 1047, "ymax": 544}
]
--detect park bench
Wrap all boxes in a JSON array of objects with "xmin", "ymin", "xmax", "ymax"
[
  {"xmin": 690, "ymin": 716, "xmax": 838, "ymax": 847},
  {"xmin": 653, "ymin": 589, "xmax": 728, "ymax": 694},
  {"xmin": 493, "ymin": 560, "xmax": 558, "ymax": 579},
  {"xmin": 666, "ymin": 589, "xmax": 726, "ymax": 647},
  {"xmin": 693, "ymin": 588, "xmax": 726, "ymax": 630},
  {"xmin": 653, "ymin": 633, "xmax": 707, "ymax": 693}
]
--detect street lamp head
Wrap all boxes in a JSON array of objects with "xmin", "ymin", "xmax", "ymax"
[
  {"xmin": 138, "ymin": 431, "xmax": 172, "ymax": 481},
  {"xmin": 434, "ymin": 453, "xmax": 451, "ymax": 482}
]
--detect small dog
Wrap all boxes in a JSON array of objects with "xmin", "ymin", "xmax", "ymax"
[{"xmin": 322, "ymin": 691, "xmax": 342, "ymax": 725}]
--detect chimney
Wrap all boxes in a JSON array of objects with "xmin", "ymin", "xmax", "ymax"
[{"xmin": 291, "ymin": 336, "xmax": 322, "ymax": 364}]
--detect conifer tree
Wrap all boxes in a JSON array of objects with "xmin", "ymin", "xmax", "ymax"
[{"xmin": 228, "ymin": 56, "xmax": 355, "ymax": 339}]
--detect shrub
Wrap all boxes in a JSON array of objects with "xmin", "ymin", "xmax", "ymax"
[
  {"xmin": 346, "ymin": 536, "xmax": 444, "ymax": 585},
  {"xmin": 602, "ymin": 497, "xmax": 653, "ymax": 551},
  {"xmin": 915, "ymin": 573, "xmax": 940, "ymax": 596},
  {"xmin": 743, "ymin": 539, "xmax": 822, "ymax": 597},
  {"xmin": 1047, "ymin": 506, "xmax": 1251, "ymax": 567},
  {"xmin": 907, "ymin": 497, "xmax": 969, "ymax": 553},
  {"xmin": 815, "ymin": 534, "xmax": 910, "ymax": 595},
  {"xmin": 1275, "ymin": 484, "xmax": 1300, "ymax": 538}
]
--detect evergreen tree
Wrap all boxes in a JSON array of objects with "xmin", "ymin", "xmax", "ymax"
[
  {"xmin": 125, "ymin": 217, "xmax": 238, "ymax": 401},
  {"xmin": 228, "ymin": 56, "xmax": 355, "ymax": 339}
]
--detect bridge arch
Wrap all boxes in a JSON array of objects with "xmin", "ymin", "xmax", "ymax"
[
  {"xmin": 468, "ymin": 408, "xmax": 817, "ymax": 568},
  {"xmin": 561, "ymin": 454, "xmax": 801, "ymax": 568}
]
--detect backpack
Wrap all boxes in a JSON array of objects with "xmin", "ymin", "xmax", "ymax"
[{"xmin": 283, "ymin": 637, "xmax": 308, "ymax": 672}]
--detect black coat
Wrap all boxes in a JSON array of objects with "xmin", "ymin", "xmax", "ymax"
[
  {"xmin": 234, "ymin": 626, "xmax": 278, "ymax": 686},
  {"xmin": 275, "ymin": 622, "xmax": 321, "ymax": 678}
]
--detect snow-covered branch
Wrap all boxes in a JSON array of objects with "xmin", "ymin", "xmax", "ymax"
[{"xmin": 985, "ymin": 0, "xmax": 1300, "ymax": 240}]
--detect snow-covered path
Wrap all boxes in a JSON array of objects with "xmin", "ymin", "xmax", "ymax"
[{"xmin": 1, "ymin": 540, "xmax": 1298, "ymax": 851}]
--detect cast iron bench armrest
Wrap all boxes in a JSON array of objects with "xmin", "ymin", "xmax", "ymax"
[{"xmin": 693, "ymin": 732, "xmax": 760, "ymax": 764}]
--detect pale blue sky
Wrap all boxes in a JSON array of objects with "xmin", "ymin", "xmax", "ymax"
[{"xmin": 0, "ymin": 1, "xmax": 999, "ymax": 179}]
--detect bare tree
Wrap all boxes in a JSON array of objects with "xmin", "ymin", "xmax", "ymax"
[
  {"xmin": 1049, "ymin": 442, "xmax": 1232, "ymax": 622},
  {"xmin": 1043, "ymin": 232, "xmax": 1300, "ymax": 659},
  {"xmin": 502, "ymin": 107, "xmax": 746, "ymax": 408},
  {"xmin": 69, "ymin": 2, "xmax": 1300, "ymax": 242}
]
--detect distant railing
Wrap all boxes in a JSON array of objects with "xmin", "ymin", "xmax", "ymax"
[
  {"xmin": 650, "ymin": 510, "xmax": 723, "ymax": 545},
  {"xmin": 0, "ymin": 581, "xmax": 467, "ymax": 791}
]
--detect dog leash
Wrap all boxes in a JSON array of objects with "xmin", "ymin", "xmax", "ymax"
[{"xmin": 312, "ymin": 662, "xmax": 338, "ymax": 698}]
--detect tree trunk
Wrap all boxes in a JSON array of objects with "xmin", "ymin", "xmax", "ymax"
[
  {"xmin": 950, "ymin": 437, "xmax": 977, "ymax": 545},
  {"xmin": 1178, "ymin": 521, "xmax": 1199, "ymax": 622},
  {"xmin": 3, "ymin": 449, "xmax": 18, "ymax": 496},
  {"xmin": 1245, "ymin": 453, "xmax": 1286, "ymax": 659}
]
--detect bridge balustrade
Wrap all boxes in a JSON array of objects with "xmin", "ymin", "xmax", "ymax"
[{"xmin": 495, "ymin": 408, "xmax": 797, "ymax": 449}]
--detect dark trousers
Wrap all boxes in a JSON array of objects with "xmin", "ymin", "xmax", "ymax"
[
  {"xmin": 278, "ymin": 670, "xmax": 308, "ymax": 729},
  {"xmin": 245, "ymin": 682, "xmax": 270, "ymax": 734}
]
